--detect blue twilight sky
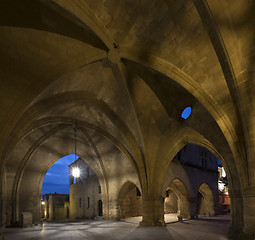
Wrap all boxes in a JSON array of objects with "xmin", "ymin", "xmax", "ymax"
[
  {"xmin": 42, "ymin": 154, "xmax": 79, "ymax": 195},
  {"xmin": 181, "ymin": 106, "xmax": 192, "ymax": 119}
]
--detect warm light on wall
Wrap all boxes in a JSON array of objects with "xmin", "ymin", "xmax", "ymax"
[{"xmin": 72, "ymin": 167, "xmax": 80, "ymax": 178}]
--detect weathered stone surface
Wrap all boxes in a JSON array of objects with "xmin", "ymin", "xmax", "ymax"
[
  {"xmin": 0, "ymin": 0, "xmax": 255, "ymax": 237},
  {"xmin": 21, "ymin": 212, "xmax": 32, "ymax": 228}
]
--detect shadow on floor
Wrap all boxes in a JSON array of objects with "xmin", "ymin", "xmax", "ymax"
[{"xmin": 122, "ymin": 226, "xmax": 174, "ymax": 240}]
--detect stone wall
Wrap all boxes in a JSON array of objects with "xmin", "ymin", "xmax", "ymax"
[
  {"xmin": 69, "ymin": 174, "xmax": 101, "ymax": 219},
  {"xmin": 118, "ymin": 185, "xmax": 142, "ymax": 218},
  {"xmin": 46, "ymin": 194, "xmax": 69, "ymax": 221},
  {"xmin": 164, "ymin": 190, "xmax": 178, "ymax": 214}
]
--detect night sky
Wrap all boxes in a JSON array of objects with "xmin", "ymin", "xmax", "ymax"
[{"xmin": 42, "ymin": 154, "xmax": 79, "ymax": 195}]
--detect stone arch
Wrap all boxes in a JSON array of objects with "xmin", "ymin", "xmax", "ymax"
[
  {"xmin": 7, "ymin": 117, "xmax": 141, "ymax": 225},
  {"xmin": 50, "ymin": 0, "xmax": 114, "ymax": 49},
  {"xmin": 196, "ymin": 182, "xmax": 215, "ymax": 217},
  {"xmin": 164, "ymin": 189, "xmax": 178, "ymax": 214},
  {"xmin": 18, "ymin": 152, "xmax": 106, "ymax": 224},
  {"xmin": 120, "ymin": 49, "xmax": 248, "ymax": 188},
  {"xmin": 117, "ymin": 181, "xmax": 142, "ymax": 219},
  {"xmin": 162, "ymin": 154, "xmax": 194, "ymax": 197},
  {"xmin": 161, "ymin": 139, "xmax": 239, "ymax": 223},
  {"xmin": 165, "ymin": 179, "xmax": 190, "ymax": 219},
  {"xmin": 118, "ymin": 56, "xmax": 245, "ymax": 230},
  {"xmin": 0, "ymin": 1, "xmax": 110, "ymax": 50},
  {"xmin": 3, "ymin": 90, "xmax": 145, "ymax": 191},
  {"xmin": 10, "ymin": 124, "xmax": 113, "ymax": 224},
  {"xmin": 163, "ymin": 136, "xmax": 241, "ymax": 214}
]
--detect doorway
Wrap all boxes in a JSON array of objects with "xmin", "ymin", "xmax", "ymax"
[{"xmin": 98, "ymin": 200, "xmax": 103, "ymax": 217}]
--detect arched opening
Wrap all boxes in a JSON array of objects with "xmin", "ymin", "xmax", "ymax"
[
  {"xmin": 164, "ymin": 189, "xmax": 178, "ymax": 214},
  {"xmin": 163, "ymin": 143, "xmax": 229, "ymax": 223},
  {"xmin": 40, "ymin": 154, "xmax": 77, "ymax": 221},
  {"xmin": 40, "ymin": 153, "xmax": 104, "ymax": 221},
  {"xmin": 98, "ymin": 200, "xmax": 103, "ymax": 217},
  {"xmin": 173, "ymin": 144, "xmax": 220, "ymax": 218},
  {"xmin": 41, "ymin": 154, "xmax": 77, "ymax": 221},
  {"xmin": 164, "ymin": 179, "xmax": 190, "ymax": 223},
  {"xmin": 118, "ymin": 181, "xmax": 142, "ymax": 219},
  {"xmin": 42, "ymin": 154, "xmax": 78, "ymax": 195},
  {"xmin": 0, "ymin": 0, "xmax": 251, "ymax": 236},
  {"xmin": 6, "ymin": 120, "xmax": 140, "ymax": 226},
  {"xmin": 197, "ymin": 183, "xmax": 215, "ymax": 217}
]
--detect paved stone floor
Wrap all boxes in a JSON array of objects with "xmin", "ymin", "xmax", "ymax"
[{"xmin": 2, "ymin": 214, "xmax": 230, "ymax": 240}]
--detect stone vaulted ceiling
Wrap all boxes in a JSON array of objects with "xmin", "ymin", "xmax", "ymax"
[{"xmin": 0, "ymin": 0, "xmax": 255, "ymax": 214}]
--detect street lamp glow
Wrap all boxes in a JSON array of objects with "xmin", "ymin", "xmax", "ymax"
[
  {"xmin": 72, "ymin": 167, "xmax": 80, "ymax": 178},
  {"xmin": 41, "ymin": 201, "xmax": 45, "ymax": 205}
]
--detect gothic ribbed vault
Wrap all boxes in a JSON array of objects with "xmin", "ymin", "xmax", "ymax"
[{"xmin": 0, "ymin": 0, "xmax": 255, "ymax": 238}]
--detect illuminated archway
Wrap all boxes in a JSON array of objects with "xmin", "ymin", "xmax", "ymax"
[
  {"xmin": 164, "ymin": 189, "xmax": 178, "ymax": 214},
  {"xmin": 41, "ymin": 154, "xmax": 78, "ymax": 221},
  {"xmin": 197, "ymin": 183, "xmax": 215, "ymax": 216},
  {"xmin": 165, "ymin": 179, "xmax": 190, "ymax": 221},
  {"xmin": 118, "ymin": 181, "xmax": 142, "ymax": 219}
]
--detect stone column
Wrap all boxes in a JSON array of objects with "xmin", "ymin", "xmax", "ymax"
[
  {"xmin": 204, "ymin": 197, "xmax": 215, "ymax": 216},
  {"xmin": 242, "ymin": 187, "xmax": 255, "ymax": 239},
  {"xmin": 140, "ymin": 197, "xmax": 165, "ymax": 227},
  {"xmin": 106, "ymin": 197, "xmax": 119, "ymax": 220},
  {"xmin": 118, "ymin": 198, "xmax": 130, "ymax": 219},
  {"xmin": 228, "ymin": 189, "xmax": 244, "ymax": 238},
  {"xmin": 214, "ymin": 195, "xmax": 219, "ymax": 215},
  {"xmin": 0, "ymin": 194, "xmax": 3, "ymax": 239},
  {"xmin": 101, "ymin": 194, "xmax": 109, "ymax": 220},
  {"xmin": 32, "ymin": 192, "xmax": 41, "ymax": 225},
  {"xmin": 189, "ymin": 197, "xmax": 197, "ymax": 219},
  {"xmin": 0, "ymin": 194, "xmax": 3, "ymax": 227},
  {"xmin": 179, "ymin": 197, "xmax": 190, "ymax": 218}
]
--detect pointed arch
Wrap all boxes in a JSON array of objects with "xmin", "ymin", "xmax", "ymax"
[
  {"xmin": 121, "ymin": 48, "xmax": 247, "ymax": 188},
  {"xmin": 197, "ymin": 182, "xmax": 215, "ymax": 216},
  {"xmin": 117, "ymin": 181, "xmax": 142, "ymax": 219},
  {"xmin": 165, "ymin": 179, "xmax": 190, "ymax": 219}
]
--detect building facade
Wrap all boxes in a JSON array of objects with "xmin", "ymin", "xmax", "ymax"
[
  {"xmin": 159, "ymin": 144, "xmax": 219, "ymax": 220},
  {"xmin": 69, "ymin": 159, "xmax": 102, "ymax": 219},
  {"xmin": 42, "ymin": 193, "xmax": 69, "ymax": 221}
]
